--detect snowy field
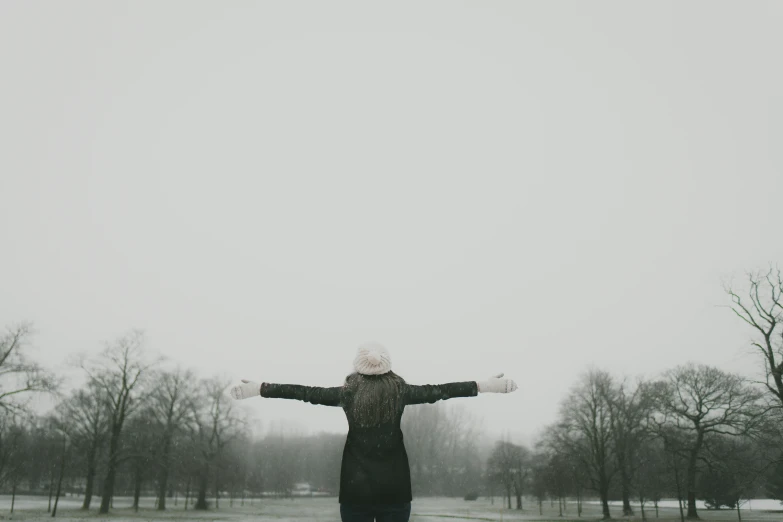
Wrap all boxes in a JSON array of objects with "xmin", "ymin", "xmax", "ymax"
[{"xmin": 0, "ymin": 495, "xmax": 781, "ymax": 522}]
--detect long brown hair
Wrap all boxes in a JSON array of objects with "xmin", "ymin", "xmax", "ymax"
[{"xmin": 342, "ymin": 371, "xmax": 406, "ymax": 427}]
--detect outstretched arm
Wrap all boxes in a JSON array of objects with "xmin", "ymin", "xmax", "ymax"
[
  {"xmin": 403, "ymin": 373, "xmax": 518, "ymax": 405},
  {"xmin": 230, "ymin": 379, "xmax": 342, "ymax": 407},
  {"xmin": 404, "ymin": 381, "xmax": 478, "ymax": 405},
  {"xmin": 260, "ymin": 382, "xmax": 342, "ymax": 407}
]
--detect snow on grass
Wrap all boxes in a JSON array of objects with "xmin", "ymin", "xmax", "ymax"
[{"xmin": 0, "ymin": 495, "xmax": 780, "ymax": 522}]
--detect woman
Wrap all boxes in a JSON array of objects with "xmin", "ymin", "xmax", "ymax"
[{"xmin": 230, "ymin": 342, "xmax": 518, "ymax": 522}]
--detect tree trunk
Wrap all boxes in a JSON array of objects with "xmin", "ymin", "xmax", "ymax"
[
  {"xmin": 600, "ymin": 494, "xmax": 611, "ymax": 519},
  {"xmin": 157, "ymin": 434, "xmax": 172, "ymax": 510},
  {"xmin": 621, "ymin": 484, "xmax": 633, "ymax": 516},
  {"xmin": 736, "ymin": 502, "xmax": 742, "ymax": 522},
  {"xmin": 82, "ymin": 444, "xmax": 98, "ymax": 510},
  {"xmin": 215, "ymin": 464, "xmax": 220, "ymax": 510},
  {"xmin": 686, "ymin": 453, "xmax": 699, "ymax": 520},
  {"xmin": 184, "ymin": 477, "xmax": 190, "ymax": 510},
  {"xmin": 538, "ymin": 498, "xmax": 543, "ymax": 515},
  {"xmin": 52, "ymin": 438, "xmax": 67, "ymax": 517},
  {"xmin": 194, "ymin": 465, "xmax": 209, "ymax": 510},
  {"xmin": 99, "ymin": 426, "xmax": 122, "ymax": 514},
  {"xmin": 685, "ymin": 433, "xmax": 703, "ymax": 520},
  {"xmin": 48, "ymin": 467, "xmax": 54, "ymax": 513},
  {"xmin": 599, "ymin": 474, "xmax": 612, "ymax": 519},
  {"xmin": 133, "ymin": 461, "xmax": 143, "ymax": 512},
  {"xmin": 513, "ymin": 476, "xmax": 522, "ymax": 510},
  {"xmin": 11, "ymin": 483, "xmax": 17, "ymax": 514},
  {"xmin": 617, "ymin": 449, "xmax": 634, "ymax": 516},
  {"xmin": 506, "ymin": 484, "xmax": 512, "ymax": 509},
  {"xmin": 672, "ymin": 456, "xmax": 686, "ymax": 522},
  {"xmin": 157, "ymin": 470, "xmax": 169, "ymax": 510}
]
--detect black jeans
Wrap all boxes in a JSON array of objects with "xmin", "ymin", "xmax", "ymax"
[{"xmin": 339, "ymin": 502, "xmax": 411, "ymax": 522}]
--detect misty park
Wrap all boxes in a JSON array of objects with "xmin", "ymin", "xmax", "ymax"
[{"xmin": 2, "ymin": 2, "xmax": 782, "ymax": 522}]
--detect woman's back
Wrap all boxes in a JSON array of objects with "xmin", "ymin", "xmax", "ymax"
[{"xmin": 342, "ymin": 377, "xmax": 479, "ymax": 503}]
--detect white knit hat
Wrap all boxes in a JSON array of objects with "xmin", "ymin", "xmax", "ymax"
[{"xmin": 353, "ymin": 342, "xmax": 392, "ymax": 375}]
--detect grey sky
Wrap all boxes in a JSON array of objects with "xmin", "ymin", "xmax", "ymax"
[{"xmin": 1, "ymin": 1, "xmax": 781, "ymax": 444}]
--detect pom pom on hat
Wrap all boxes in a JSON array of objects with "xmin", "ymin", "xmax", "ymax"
[{"xmin": 354, "ymin": 342, "xmax": 392, "ymax": 375}]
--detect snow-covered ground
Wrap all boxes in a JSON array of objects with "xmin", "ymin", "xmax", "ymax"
[
  {"xmin": 0, "ymin": 495, "xmax": 780, "ymax": 521},
  {"xmin": 603, "ymin": 498, "xmax": 782, "ymax": 511}
]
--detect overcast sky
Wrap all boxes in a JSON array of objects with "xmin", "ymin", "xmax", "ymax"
[{"xmin": 1, "ymin": 1, "xmax": 781, "ymax": 444}]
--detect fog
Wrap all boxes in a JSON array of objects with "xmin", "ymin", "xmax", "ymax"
[{"xmin": 2, "ymin": 0, "xmax": 782, "ymax": 446}]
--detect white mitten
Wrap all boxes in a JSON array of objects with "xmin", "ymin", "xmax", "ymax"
[
  {"xmin": 230, "ymin": 379, "xmax": 261, "ymax": 400},
  {"xmin": 476, "ymin": 373, "xmax": 518, "ymax": 393}
]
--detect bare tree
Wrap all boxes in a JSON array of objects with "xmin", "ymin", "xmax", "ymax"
[
  {"xmin": 0, "ymin": 322, "xmax": 58, "ymax": 415},
  {"xmin": 603, "ymin": 377, "xmax": 655, "ymax": 516},
  {"xmin": 122, "ymin": 415, "xmax": 157, "ymax": 512},
  {"xmin": 148, "ymin": 367, "xmax": 197, "ymax": 510},
  {"xmin": 650, "ymin": 363, "xmax": 766, "ymax": 519},
  {"xmin": 487, "ymin": 439, "xmax": 527, "ymax": 510},
  {"xmin": 725, "ymin": 268, "xmax": 783, "ymax": 409},
  {"xmin": 59, "ymin": 383, "xmax": 108, "ymax": 509},
  {"xmin": 533, "ymin": 441, "xmax": 574, "ymax": 517},
  {"xmin": 189, "ymin": 376, "xmax": 243, "ymax": 510},
  {"xmin": 555, "ymin": 369, "xmax": 616, "ymax": 519},
  {"xmin": 530, "ymin": 450, "xmax": 550, "ymax": 516},
  {"xmin": 81, "ymin": 329, "xmax": 157, "ymax": 514}
]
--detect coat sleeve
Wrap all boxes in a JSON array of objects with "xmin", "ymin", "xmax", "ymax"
[
  {"xmin": 260, "ymin": 383, "xmax": 343, "ymax": 407},
  {"xmin": 403, "ymin": 381, "xmax": 478, "ymax": 405}
]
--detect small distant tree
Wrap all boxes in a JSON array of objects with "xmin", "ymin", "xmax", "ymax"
[
  {"xmin": 82, "ymin": 329, "xmax": 158, "ymax": 514},
  {"xmin": 122, "ymin": 415, "xmax": 157, "ymax": 512},
  {"xmin": 511, "ymin": 444, "xmax": 532, "ymax": 510},
  {"xmin": 59, "ymin": 383, "xmax": 108, "ymax": 509},
  {"xmin": 190, "ymin": 376, "xmax": 243, "ymax": 510},
  {"xmin": 530, "ymin": 451, "xmax": 550, "ymax": 516},
  {"xmin": 603, "ymin": 377, "xmax": 655, "ymax": 516},
  {"xmin": 555, "ymin": 370, "xmax": 616, "ymax": 520},
  {"xmin": 487, "ymin": 440, "xmax": 526, "ymax": 509},
  {"xmin": 148, "ymin": 368, "xmax": 197, "ymax": 510}
]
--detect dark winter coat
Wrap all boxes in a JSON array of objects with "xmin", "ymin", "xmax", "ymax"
[{"xmin": 259, "ymin": 380, "xmax": 478, "ymax": 504}]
